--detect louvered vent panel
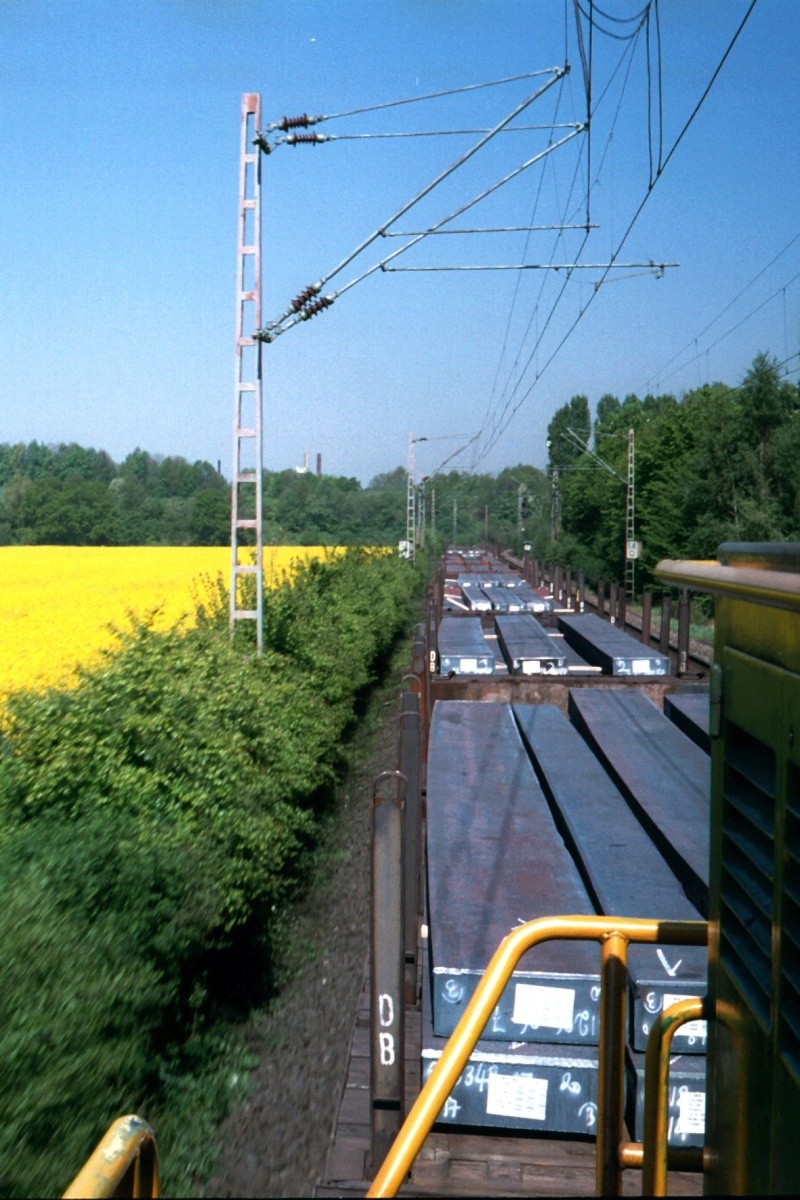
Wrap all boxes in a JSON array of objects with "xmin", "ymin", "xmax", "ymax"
[
  {"xmin": 721, "ymin": 723, "xmax": 776, "ymax": 1027},
  {"xmin": 781, "ymin": 765, "xmax": 800, "ymax": 1075}
]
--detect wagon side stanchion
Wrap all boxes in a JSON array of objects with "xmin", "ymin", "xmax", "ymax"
[
  {"xmin": 609, "ymin": 579, "xmax": 618, "ymax": 625},
  {"xmin": 659, "ymin": 590, "xmax": 672, "ymax": 657},
  {"xmin": 398, "ymin": 702, "xmax": 422, "ymax": 1007},
  {"xmin": 677, "ymin": 588, "xmax": 690, "ymax": 676},
  {"xmin": 641, "ymin": 585, "xmax": 653, "ymax": 645},
  {"xmin": 617, "ymin": 583, "xmax": 627, "ymax": 633},
  {"xmin": 370, "ymin": 769, "xmax": 407, "ymax": 1172}
]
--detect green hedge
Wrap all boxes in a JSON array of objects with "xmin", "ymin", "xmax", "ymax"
[{"xmin": 0, "ymin": 548, "xmax": 416, "ymax": 1196}]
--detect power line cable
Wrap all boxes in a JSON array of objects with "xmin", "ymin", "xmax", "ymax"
[
  {"xmin": 465, "ymin": 14, "xmax": 644, "ymax": 475},
  {"xmin": 651, "ymin": 268, "xmax": 800, "ymax": 390},
  {"xmin": 312, "ymin": 69, "xmax": 563, "ymax": 123},
  {"xmin": 643, "ymin": 231, "xmax": 800, "ymax": 390},
  {"xmin": 470, "ymin": 0, "xmax": 759, "ymax": 467},
  {"xmin": 258, "ymin": 67, "xmax": 568, "ymax": 336}
]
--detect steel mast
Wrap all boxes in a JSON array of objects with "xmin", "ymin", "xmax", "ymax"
[{"xmin": 230, "ymin": 93, "xmax": 264, "ymax": 652}]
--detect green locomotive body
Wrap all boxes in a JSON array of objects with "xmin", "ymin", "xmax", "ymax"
[{"xmin": 657, "ymin": 543, "xmax": 800, "ymax": 1193}]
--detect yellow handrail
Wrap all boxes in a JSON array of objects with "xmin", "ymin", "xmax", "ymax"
[
  {"xmin": 367, "ymin": 913, "xmax": 707, "ymax": 1198},
  {"xmin": 642, "ymin": 996, "xmax": 710, "ymax": 1196},
  {"xmin": 63, "ymin": 1114, "xmax": 159, "ymax": 1199}
]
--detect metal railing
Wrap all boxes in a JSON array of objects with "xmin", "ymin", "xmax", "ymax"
[
  {"xmin": 367, "ymin": 913, "xmax": 708, "ymax": 1198},
  {"xmin": 642, "ymin": 995, "xmax": 713, "ymax": 1194},
  {"xmin": 63, "ymin": 1114, "xmax": 159, "ymax": 1198}
]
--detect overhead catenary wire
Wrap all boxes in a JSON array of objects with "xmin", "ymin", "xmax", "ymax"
[
  {"xmin": 649, "ymin": 268, "xmax": 800, "ymax": 391},
  {"xmin": 460, "ymin": 5, "xmax": 638, "ymax": 476},
  {"xmin": 470, "ymin": 134, "xmax": 595, "ymax": 470},
  {"xmin": 471, "ymin": 66, "xmax": 578, "ymax": 467},
  {"xmin": 468, "ymin": 0, "xmax": 759, "ymax": 470},
  {"xmin": 271, "ymin": 122, "xmax": 584, "ymax": 148},
  {"xmin": 291, "ymin": 68, "xmax": 565, "ymax": 125},
  {"xmin": 257, "ymin": 66, "xmax": 569, "ymax": 337},
  {"xmin": 259, "ymin": 120, "xmax": 585, "ymax": 342},
  {"xmin": 456, "ymin": 1, "xmax": 670, "ymax": 475},
  {"xmin": 642, "ymin": 231, "xmax": 800, "ymax": 391}
]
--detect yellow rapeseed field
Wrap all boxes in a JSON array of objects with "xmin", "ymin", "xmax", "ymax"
[{"xmin": 0, "ymin": 545, "xmax": 336, "ymax": 706}]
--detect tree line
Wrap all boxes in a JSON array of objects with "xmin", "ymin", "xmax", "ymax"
[
  {"xmin": 0, "ymin": 441, "xmax": 551, "ymax": 549},
  {"xmin": 545, "ymin": 353, "xmax": 800, "ymax": 591},
  {"xmin": 6, "ymin": 354, "xmax": 791, "ymax": 560}
]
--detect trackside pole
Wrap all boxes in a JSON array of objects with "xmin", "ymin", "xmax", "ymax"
[{"xmin": 230, "ymin": 93, "xmax": 264, "ymax": 653}]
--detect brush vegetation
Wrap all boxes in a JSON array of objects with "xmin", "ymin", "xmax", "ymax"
[{"xmin": 0, "ymin": 549, "xmax": 416, "ymax": 1197}]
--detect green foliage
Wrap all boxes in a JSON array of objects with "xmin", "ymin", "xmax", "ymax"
[
  {"xmin": 550, "ymin": 353, "xmax": 800, "ymax": 592},
  {"xmin": 0, "ymin": 438, "xmax": 554, "ymax": 550},
  {"xmin": 0, "ymin": 550, "xmax": 414, "ymax": 1196},
  {"xmin": 0, "ymin": 443, "xmax": 229, "ymax": 546}
]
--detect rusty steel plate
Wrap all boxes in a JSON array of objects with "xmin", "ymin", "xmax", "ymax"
[
  {"xmin": 567, "ymin": 689, "xmax": 710, "ymax": 916},
  {"xmin": 559, "ymin": 613, "xmax": 670, "ymax": 676},
  {"xmin": 514, "ymin": 704, "xmax": 707, "ymax": 1053},
  {"xmin": 420, "ymin": 935, "xmax": 600, "ymax": 1134},
  {"xmin": 496, "ymin": 615, "xmax": 568, "ymax": 675},
  {"xmin": 664, "ymin": 689, "xmax": 711, "ymax": 754},
  {"xmin": 426, "ymin": 701, "xmax": 600, "ymax": 1045},
  {"xmin": 437, "ymin": 616, "xmax": 494, "ymax": 674}
]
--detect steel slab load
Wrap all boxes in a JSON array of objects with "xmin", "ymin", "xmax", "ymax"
[
  {"xmin": 495, "ymin": 615, "xmax": 568, "ymax": 675},
  {"xmin": 568, "ymin": 689, "xmax": 711, "ymax": 915},
  {"xmin": 513, "ymin": 704, "xmax": 707, "ymax": 1053},
  {"xmin": 482, "ymin": 585, "xmax": 524, "ymax": 613},
  {"xmin": 664, "ymin": 689, "xmax": 711, "ymax": 753},
  {"xmin": 558, "ymin": 613, "xmax": 670, "ymax": 675},
  {"xmin": 437, "ymin": 616, "xmax": 494, "ymax": 674},
  {"xmin": 420, "ymin": 937, "xmax": 599, "ymax": 1134},
  {"xmin": 625, "ymin": 1048, "xmax": 706, "ymax": 1148},
  {"xmin": 458, "ymin": 572, "xmax": 520, "ymax": 591},
  {"xmin": 481, "ymin": 632, "xmax": 509, "ymax": 674},
  {"xmin": 515, "ymin": 582, "xmax": 555, "ymax": 614},
  {"xmin": 426, "ymin": 701, "xmax": 600, "ymax": 1043},
  {"xmin": 461, "ymin": 587, "xmax": 493, "ymax": 613},
  {"xmin": 551, "ymin": 634, "xmax": 602, "ymax": 674}
]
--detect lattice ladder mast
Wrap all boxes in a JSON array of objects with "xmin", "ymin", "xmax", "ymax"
[
  {"xmin": 230, "ymin": 93, "xmax": 264, "ymax": 653},
  {"xmin": 625, "ymin": 427, "xmax": 635, "ymax": 601},
  {"xmin": 406, "ymin": 432, "xmax": 416, "ymax": 563}
]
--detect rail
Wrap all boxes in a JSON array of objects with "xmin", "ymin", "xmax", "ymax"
[
  {"xmin": 63, "ymin": 1114, "xmax": 159, "ymax": 1199},
  {"xmin": 367, "ymin": 914, "xmax": 708, "ymax": 1198}
]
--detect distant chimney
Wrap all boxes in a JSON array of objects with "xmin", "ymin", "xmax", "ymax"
[
  {"xmin": 316, "ymin": 452, "xmax": 322, "ymax": 476},
  {"xmin": 304, "ymin": 451, "xmax": 310, "ymax": 472}
]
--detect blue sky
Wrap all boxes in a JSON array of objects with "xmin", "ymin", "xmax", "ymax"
[{"xmin": 1, "ymin": 1, "xmax": 797, "ymax": 484}]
